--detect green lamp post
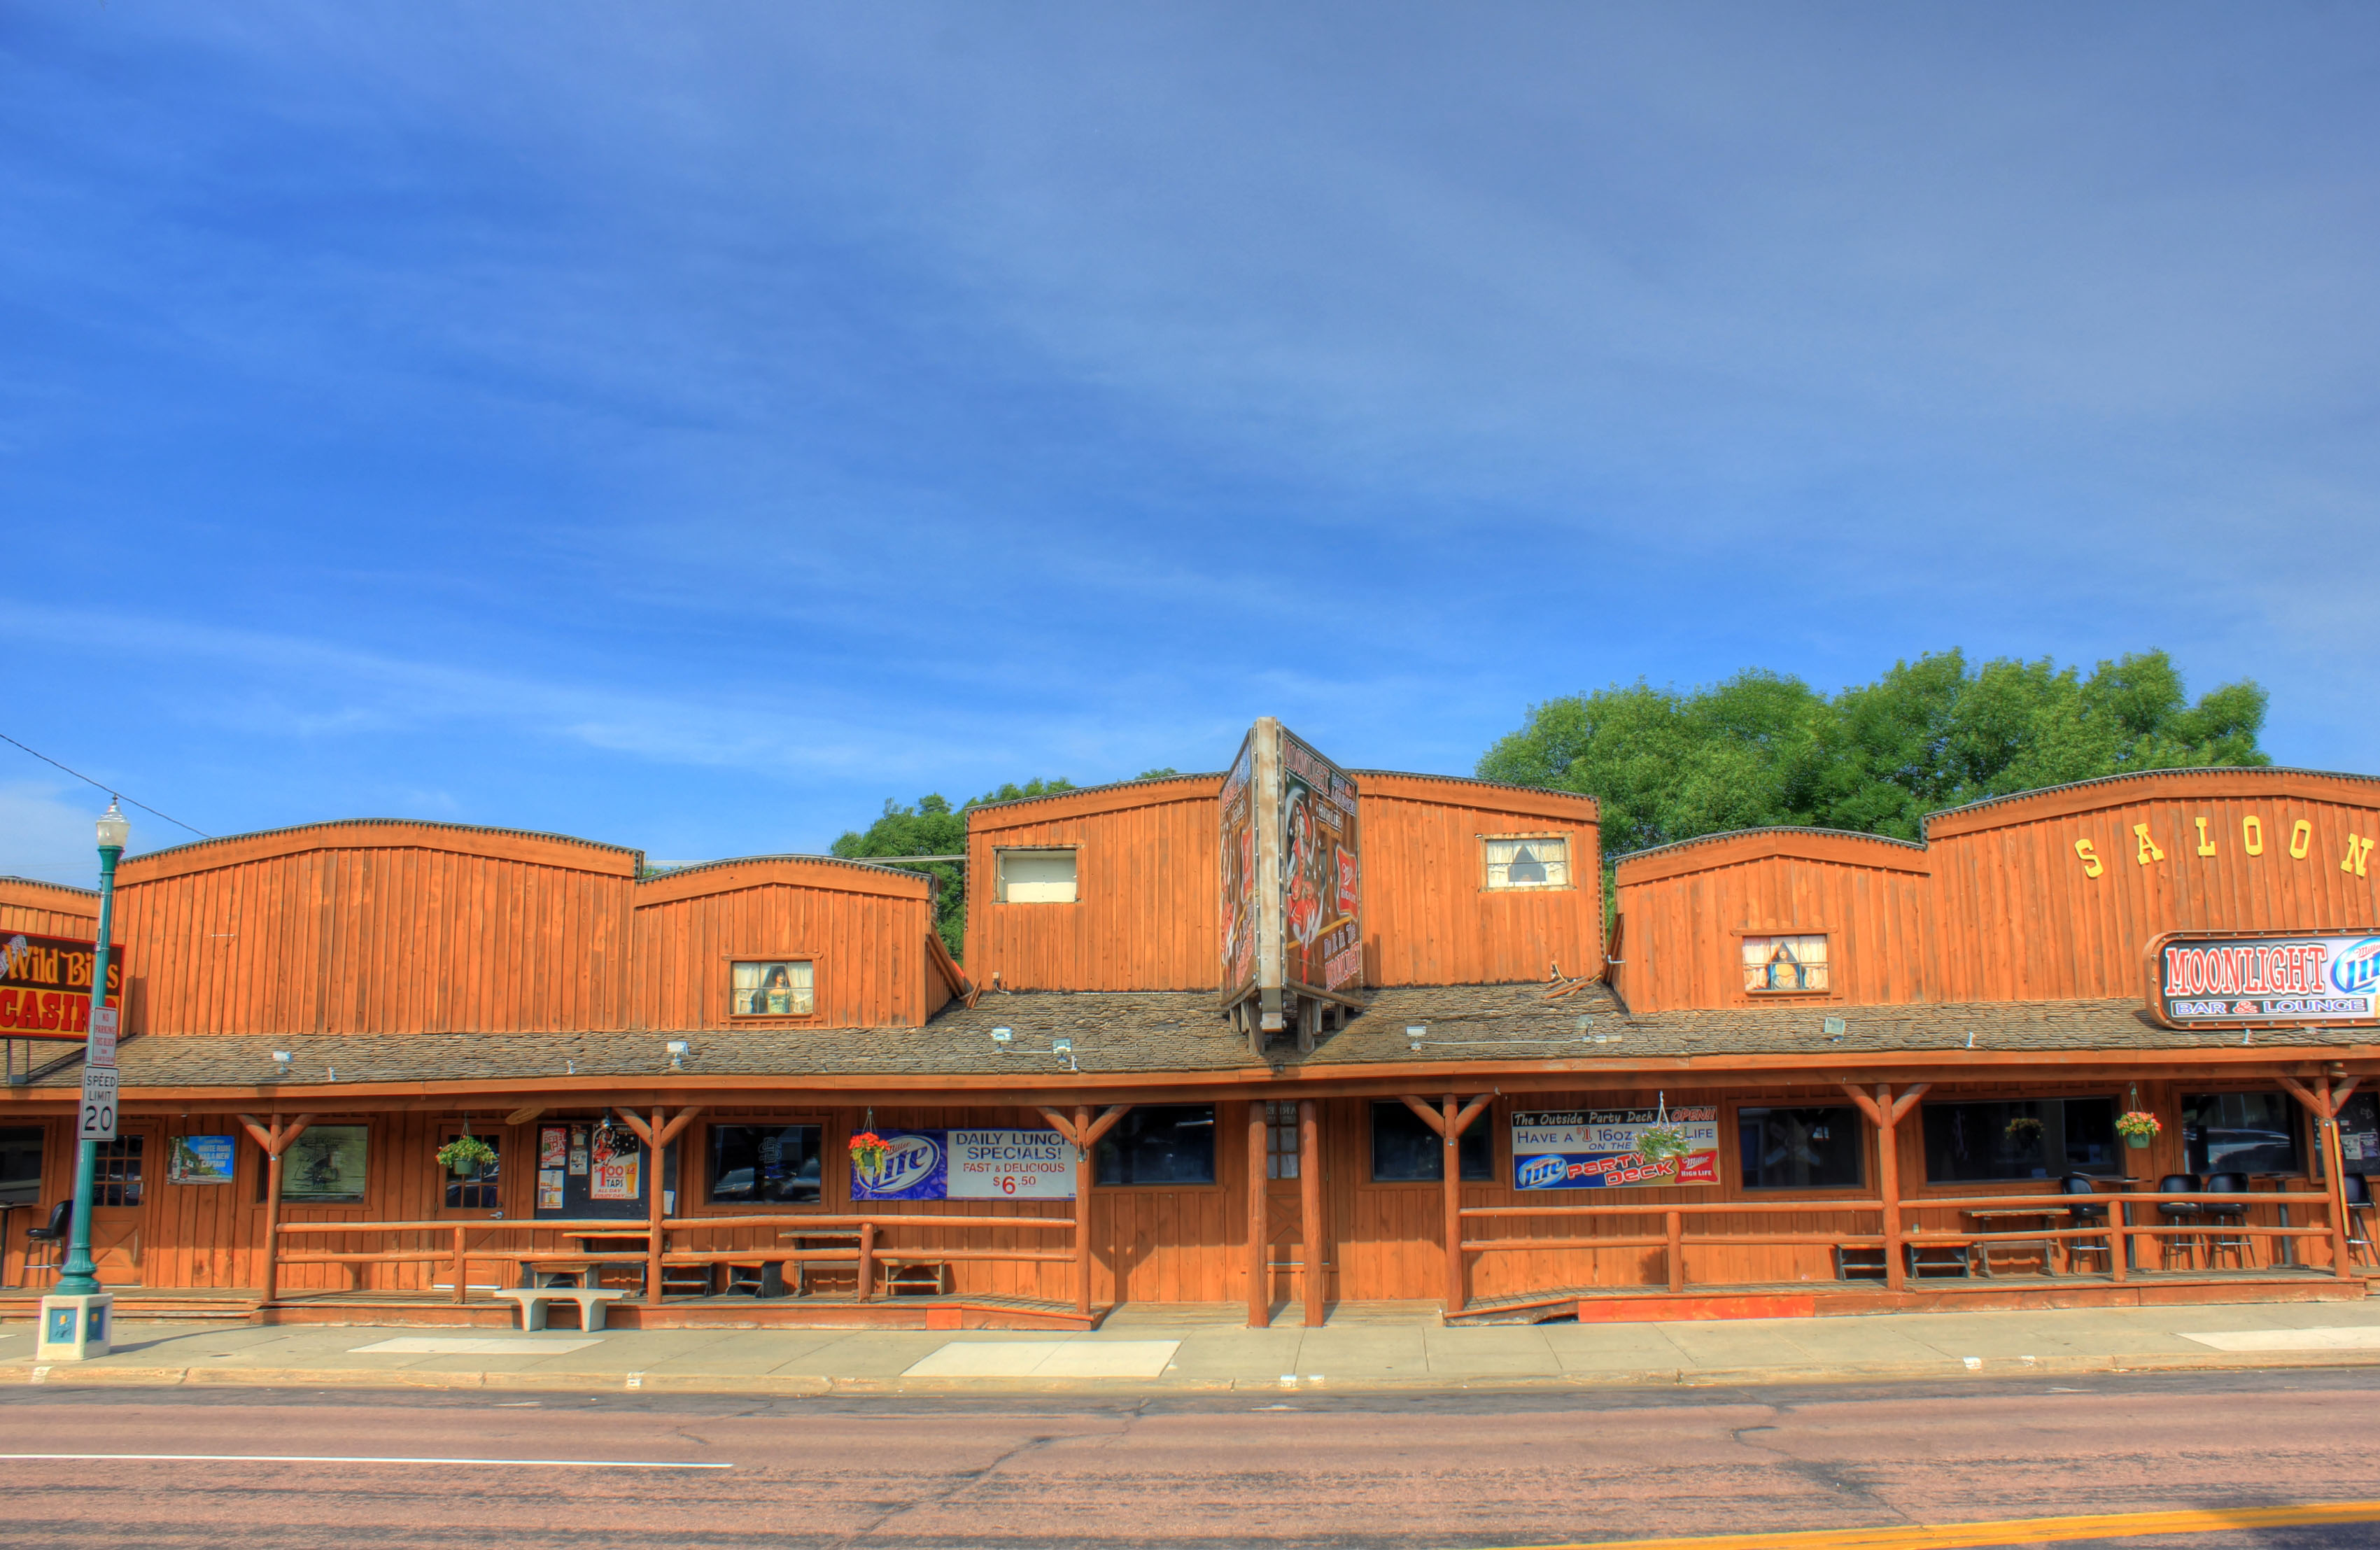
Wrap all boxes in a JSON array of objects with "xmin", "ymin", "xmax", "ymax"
[{"xmin": 49, "ymin": 799, "xmax": 128, "ymax": 1309}]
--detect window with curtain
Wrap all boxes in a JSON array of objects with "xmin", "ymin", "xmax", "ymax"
[
  {"xmin": 1742, "ymin": 934, "xmax": 1829, "ymax": 994},
  {"xmin": 1484, "ymin": 836, "xmax": 1570, "ymax": 891},
  {"xmin": 731, "ymin": 960, "xmax": 814, "ymax": 1017}
]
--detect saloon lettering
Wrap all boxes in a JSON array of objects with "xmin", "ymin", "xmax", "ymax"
[{"xmin": 2071, "ymin": 814, "xmax": 2379, "ymax": 881}]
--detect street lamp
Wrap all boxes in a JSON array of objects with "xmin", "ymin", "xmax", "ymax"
[{"xmin": 42, "ymin": 801, "xmax": 127, "ymax": 1353}]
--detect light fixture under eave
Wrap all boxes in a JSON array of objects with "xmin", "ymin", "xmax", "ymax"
[
  {"xmin": 271, "ymin": 1050, "xmax": 293, "ymax": 1074},
  {"xmin": 1406, "ymin": 1022, "xmax": 1427, "ymax": 1050},
  {"xmin": 991, "ymin": 1026, "xmax": 1014, "ymax": 1045}
]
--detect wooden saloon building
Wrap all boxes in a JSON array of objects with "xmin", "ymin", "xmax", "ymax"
[{"xmin": 1, "ymin": 719, "xmax": 2375, "ymax": 1329}]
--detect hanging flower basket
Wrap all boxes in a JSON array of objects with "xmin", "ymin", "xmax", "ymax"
[
  {"xmin": 1635, "ymin": 1125, "xmax": 1692, "ymax": 1166},
  {"xmin": 2115, "ymin": 1111, "xmax": 2162, "ymax": 1149},
  {"xmin": 2004, "ymin": 1115, "xmax": 2045, "ymax": 1147},
  {"xmin": 848, "ymin": 1131, "xmax": 891, "ymax": 1181},
  {"xmin": 437, "ymin": 1136, "xmax": 498, "ymax": 1177}
]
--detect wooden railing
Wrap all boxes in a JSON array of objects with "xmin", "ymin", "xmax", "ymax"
[
  {"xmin": 1454, "ymin": 1187, "xmax": 2349, "ymax": 1311},
  {"xmin": 274, "ymin": 1211, "xmax": 1079, "ymax": 1307}
]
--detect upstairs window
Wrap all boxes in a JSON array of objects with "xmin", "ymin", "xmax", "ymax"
[
  {"xmin": 1742, "ymin": 933, "xmax": 1829, "ymax": 994},
  {"xmin": 1484, "ymin": 835, "xmax": 1570, "ymax": 890},
  {"xmin": 732, "ymin": 960, "xmax": 814, "ymax": 1017},
  {"xmin": 997, "ymin": 848, "xmax": 1078, "ymax": 903}
]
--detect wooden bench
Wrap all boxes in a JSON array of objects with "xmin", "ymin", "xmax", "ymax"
[{"xmin": 492, "ymin": 1286, "xmax": 627, "ymax": 1331}]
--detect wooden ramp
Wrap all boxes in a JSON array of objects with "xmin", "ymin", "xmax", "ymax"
[
  {"xmin": 0, "ymin": 1286, "xmax": 260, "ymax": 1322},
  {"xmin": 1451, "ymin": 1268, "xmax": 2372, "ymax": 1326}
]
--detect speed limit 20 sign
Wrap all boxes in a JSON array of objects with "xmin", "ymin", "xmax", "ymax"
[{"xmin": 79, "ymin": 1067, "xmax": 117, "ymax": 1141}]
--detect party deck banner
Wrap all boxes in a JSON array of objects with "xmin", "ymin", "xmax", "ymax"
[{"xmin": 1512, "ymin": 1108, "xmax": 1721, "ymax": 1190}]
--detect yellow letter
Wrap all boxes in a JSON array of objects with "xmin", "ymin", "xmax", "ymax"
[
  {"xmin": 2073, "ymin": 837, "xmax": 2102, "ymax": 878},
  {"xmin": 2243, "ymin": 815, "xmax": 2264, "ymax": 855},
  {"xmin": 2345, "ymin": 834, "xmax": 2374, "ymax": 878},
  {"xmin": 2133, "ymin": 823, "xmax": 2166, "ymax": 865},
  {"xmin": 2195, "ymin": 816, "xmax": 2217, "ymax": 857},
  {"xmin": 2291, "ymin": 819, "xmax": 2313, "ymax": 859}
]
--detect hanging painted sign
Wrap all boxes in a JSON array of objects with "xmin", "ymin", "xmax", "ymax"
[
  {"xmin": 1218, "ymin": 718, "xmax": 1362, "ymax": 1031},
  {"xmin": 167, "ymin": 1134, "xmax": 235, "ymax": 1184},
  {"xmin": 0, "ymin": 931, "xmax": 125, "ymax": 1043},
  {"xmin": 2146, "ymin": 931, "xmax": 2380, "ymax": 1027},
  {"xmin": 1511, "ymin": 1108, "xmax": 1721, "ymax": 1190},
  {"xmin": 849, "ymin": 1129, "xmax": 1072, "ymax": 1201}
]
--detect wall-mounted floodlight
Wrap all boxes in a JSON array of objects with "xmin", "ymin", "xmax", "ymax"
[
  {"xmin": 991, "ymin": 1027, "xmax": 1014, "ymax": 1045},
  {"xmin": 1050, "ymin": 1037, "xmax": 1072, "ymax": 1055},
  {"xmin": 666, "ymin": 1039, "xmax": 691, "ymax": 1069},
  {"xmin": 271, "ymin": 1050, "xmax": 293, "ymax": 1073},
  {"xmin": 1406, "ymin": 1022, "xmax": 1428, "ymax": 1050}
]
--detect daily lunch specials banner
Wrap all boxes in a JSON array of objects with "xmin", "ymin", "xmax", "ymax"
[
  {"xmin": 850, "ymin": 1129, "xmax": 1074, "ymax": 1201},
  {"xmin": 1512, "ymin": 1108, "xmax": 1721, "ymax": 1190}
]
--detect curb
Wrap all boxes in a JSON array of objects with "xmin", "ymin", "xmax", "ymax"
[{"xmin": 4, "ymin": 1348, "xmax": 2377, "ymax": 1398}]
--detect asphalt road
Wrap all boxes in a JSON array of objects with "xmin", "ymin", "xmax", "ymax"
[{"xmin": 0, "ymin": 1370, "xmax": 2373, "ymax": 1549}]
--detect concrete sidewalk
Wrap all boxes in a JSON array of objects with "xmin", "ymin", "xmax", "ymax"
[{"xmin": 6, "ymin": 1300, "xmax": 2380, "ymax": 1397}]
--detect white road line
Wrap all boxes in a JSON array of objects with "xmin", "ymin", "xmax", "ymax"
[{"xmin": 0, "ymin": 1453, "xmax": 729, "ymax": 1470}]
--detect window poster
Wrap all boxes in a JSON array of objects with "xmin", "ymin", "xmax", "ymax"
[
  {"xmin": 590, "ymin": 1123, "xmax": 640, "ymax": 1201},
  {"xmin": 168, "ymin": 1134, "xmax": 235, "ymax": 1185},
  {"xmin": 539, "ymin": 1127, "xmax": 567, "ymax": 1169},
  {"xmin": 568, "ymin": 1126, "xmax": 589, "ymax": 1176},
  {"xmin": 850, "ymin": 1129, "xmax": 1073, "ymax": 1201},
  {"xmin": 2340, "ymin": 1091, "xmax": 2379, "ymax": 1166},
  {"xmin": 536, "ymin": 1170, "xmax": 565, "ymax": 1211},
  {"xmin": 1512, "ymin": 1108, "xmax": 1721, "ymax": 1190},
  {"xmin": 281, "ymin": 1125, "xmax": 369, "ymax": 1202}
]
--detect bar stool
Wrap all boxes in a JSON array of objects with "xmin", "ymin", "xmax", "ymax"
[
  {"xmin": 2060, "ymin": 1174, "xmax": 2113, "ymax": 1273},
  {"xmin": 20, "ymin": 1201, "xmax": 69, "ymax": 1288},
  {"xmin": 2155, "ymin": 1174, "xmax": 2203, "ymax": 1269},
  {"xmin": 2200, "ymin": 1172, "xmax": 2251, "ymax": 1269},
  {"xmin": 2344, "ymin": 1174, "xmax": 2375, "ymax": 1269}
]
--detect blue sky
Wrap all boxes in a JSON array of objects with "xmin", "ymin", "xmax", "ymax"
[{"xmin": 3, "ymin": 4, "xmax": 2375, "ymax": 886}]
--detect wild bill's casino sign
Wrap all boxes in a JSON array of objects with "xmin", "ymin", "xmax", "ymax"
[
  {"xmin": 1, "ymin": 931, "xmax": 125, "ymax": 1041},
  {"xmin": 2147, "ymin": 929, "xmax": 2380, "ymax": 1028}
]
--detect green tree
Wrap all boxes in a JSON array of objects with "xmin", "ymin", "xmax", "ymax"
[
  {"xmin": 1479, "ymin": 649, "xmax": 2268, "ymax": 859},
  {"xmin": 831, "ymin": 777, "xmax": 1080, "ymax": 959}
]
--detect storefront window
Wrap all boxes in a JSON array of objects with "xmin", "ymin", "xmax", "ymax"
[
  {"xmin": 1922, "ymin": 1098, "xmax": 2118, "ymax": 1183},
  {"xmin": 0, "ymin": 1127, "xmax": 42, "ymax": 1206},
  {"xmin": 95, "ymin": 1134, "xmax": 142, "ymax": 1208},
  {"xmin": 1369, "ymin": 1101, "xmax": 1493, "ymax": 1182},
  {"xmin": 2181, "ymin": 1092, "xmax": 2302, "ymax": 1177},
  {"xmin": 1738, "ymin": 1106, "xmax": 1864, "ymax": 1189},
  {"xmin": 1094, "ymin": 1105, "xmax": 1216, "ymax": 1186},
  {"xmin": 2342, "ymin": 1092, "xmax": 2380, "ymax": 1176},
  {"xmin": 708, "ymin": 1125, "xmax": 822, "ymax": 1205},
  {"xmin": 442, "ymin": 1132, "xmax": 500, "ymax": 1210},
  {"xmin": 272, "ymin": 1125, "xmax": 369, "ymax": 1204}
]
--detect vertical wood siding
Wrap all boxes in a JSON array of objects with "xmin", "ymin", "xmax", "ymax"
[
  {"xmin": 1614, "ymin": 773, "xmax": 2380, "ymax": 1013},
  {"xmin": 631, "ymin": 861, "xmax": 936, "ymax": 1029},
  {"xmin": 965, "ymin": 782, "xmax": 1223, "ymax": 990},
  {"xmin": 1356, "ymin": 776, "xmax": 1602, "ymax": 987}
]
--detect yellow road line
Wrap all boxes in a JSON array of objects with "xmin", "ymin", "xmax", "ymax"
[{"xmin": 1472, "ymin": 1498, "xmax": 2380, "ymax": 1550}]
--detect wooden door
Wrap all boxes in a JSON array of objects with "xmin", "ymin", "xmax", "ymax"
[
  {"xmin": 90, "ymin": 1129, "xmax": 150, "ymax": 1285},
  {"xmin": 1262, "ymin": 1102, "xmax": 1305, "ymax": 1306}
]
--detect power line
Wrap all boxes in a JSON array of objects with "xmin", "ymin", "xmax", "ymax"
[{"xmin": 0, "ymin": 731, "xmax": 211, "ymax": 838}]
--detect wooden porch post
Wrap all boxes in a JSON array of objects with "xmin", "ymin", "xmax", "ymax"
[
  {"xmin": 1299, "ymin": 1098, "xmax": 1325, "ymax": 1327},
  {"xmin": 2281, "ymin": 1075, "xmax": 2362, "ymax": 1280},
  {"xmin": 240, "ymin": 1113, "xmax": 313, "ymax": 1306},
  {"xmin": 1247, "ymin": 1099, "xmax": 1269, "ymax": 1327},
  {"xmin": 612, "ymin": 1106, "xmax": 702, "ymax": 1306},
  {"xmin": 1074, "ymin": 1105, "xmax": 1094, "ymax": 1316},
  {"xmin": 1441, "ymin": 1096, "xmax": 1463, "ymax": 1316},
  {"xmin": 1875, "ymin": 1084, "xmax": 1904, "ymax": 1293},
  {"xmin": 1840, "ymin": 1083, "xmax": 1924, "ymax": 1293}
]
